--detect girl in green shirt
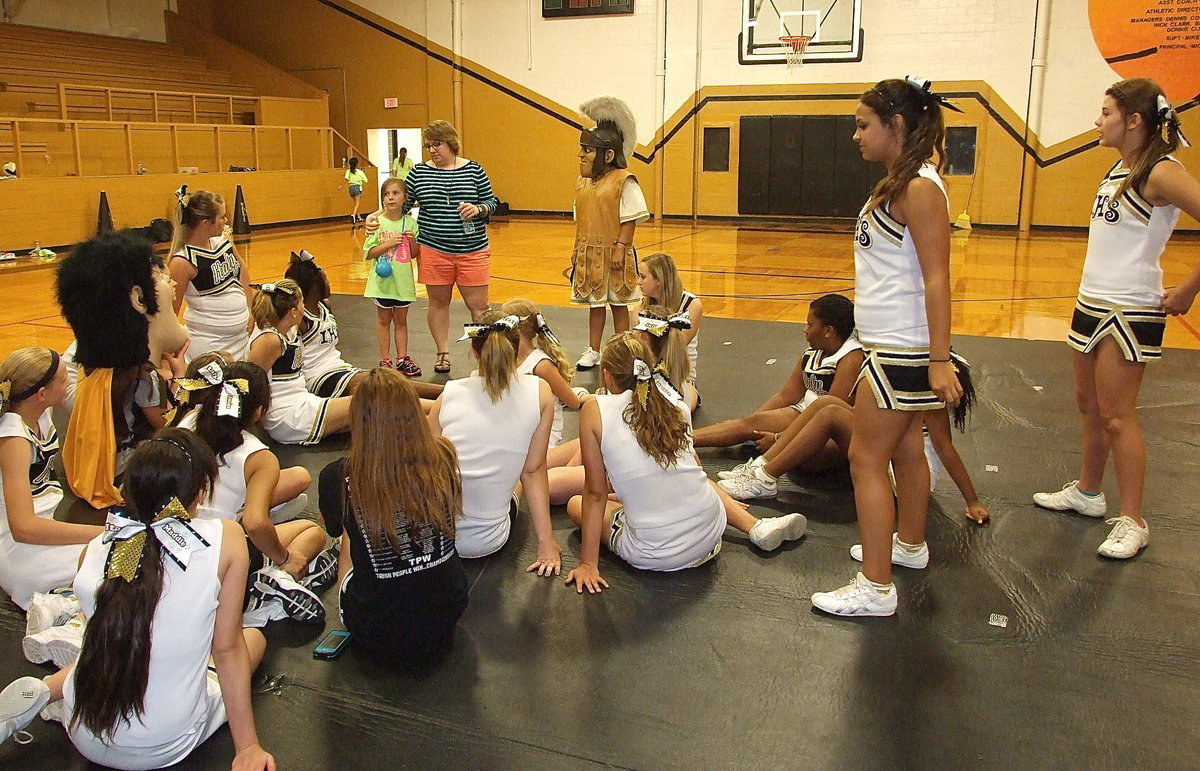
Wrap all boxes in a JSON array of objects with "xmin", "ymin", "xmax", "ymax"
[{"xmin": 363, "ymin": 177, "xmax": 422, "ymax": 376}]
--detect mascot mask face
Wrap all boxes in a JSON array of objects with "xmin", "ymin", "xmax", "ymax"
[
  {"xmin": 57, "ymin": 231, "xmax": 185, "ymax": 369},
  {"xmin": 578, "ymin": 123, "xmax": 626, "ymax": 179}
]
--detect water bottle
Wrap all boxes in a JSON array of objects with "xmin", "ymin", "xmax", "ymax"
[{"xmin": 31, "ymin": 240, "xmax": 40, "ymax": 259}]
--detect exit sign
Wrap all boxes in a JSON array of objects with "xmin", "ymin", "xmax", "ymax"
[
  {"xmin": 543, "ymin": 0, "xmax": 633, "ymax": 18},
  {"xmin": 383, "ymin": 97, "xmax": 398, "ymax": 109}
]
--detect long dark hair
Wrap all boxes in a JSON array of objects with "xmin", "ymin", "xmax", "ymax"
[
  {"xmin": 1106, "ymin": 78, "xmax": 1181, "ymax": 198},
  {"xmin": 284, "ymin": 252, "xmax": 330, "ymax": 306},
  {"xmin": 70, "ymin": 428, "xmax": 217, "ymax": 739},
  {"xmin": 188, "ymin": 361, "xmax": 270, "ymax": 461},
  {"xmin": 860, "ymin": 79, "xmax": 947, "ymax": 212},
  {"xmin": 949, "ymin": 352, "xmax": 977, "ymax": 432}
]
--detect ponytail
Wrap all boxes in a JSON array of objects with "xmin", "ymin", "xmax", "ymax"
[
  {"xmin": 1106, "ymin": 78, "xmax": 1184, "ymax": 199},
  {"xmin": 601, "ymin": 334, "xmax": 690, "ymax": 467},
  {"xmin": 949, "ymin": 351, "xmax": 976, "ymax": 432},
  {"xmin": 636, "ymin": 304, "xmax": 690, "ymax": 387},
  {"xmin": 501, "ymin": 298, "xmax": 574, "ymax": 382},
  {"xmin": 465, "ymin": 310, "xmax": 519, "ymax": 403},
  {"xmin": 859, "ymin": 77, "xmax": 953, "ymax": 212},
  {"xmin": 175, "ymin": 360, "xmax": 270, "ymax": 460},
  {"xmin": 70, "ymin": 429, "xmax": 217, "ymax": 740},
  {"xmin": 170, "ymin": 187, "xmax": 224, "ymax": 256},
  {"xmin": 250, "ymin": 279, "xmax": 302, "ymax": 330}
]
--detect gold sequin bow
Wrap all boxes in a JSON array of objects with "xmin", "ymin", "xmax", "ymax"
[
  {"xmin": 0, "ymin": 379, "xmax": 10, "ymax": 410},
  {"xmin": 175, "ymin": 361, "xmax": 248, "ymax": 417},
  {"xmin": 104, "ymin": 498, "xmax": 211, "ymax": 582}
]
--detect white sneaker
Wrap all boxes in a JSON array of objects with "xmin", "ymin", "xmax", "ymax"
[
  {"xmin": 718, "ymin": 465, "xmax": 777, "ymax": 500},
  {"xmin": 576, "ymin": 347, "xmax": 601, "ymax": 369},
  {"xmin": 301, "ymin": 545, "xmax": 339, "ymax": 593},
  {"xmin": 811, "ymin": 572, "xmax": 898, "ymax": 617},
  {"xmin": 1098, "ymin": 516, "xmax": 1149, "ymax": 559},
  {"xmin": 718, "ymin": 456, "xmax": 764, "ymax": 480},
  {"xmin": 269, "ymin": 492, "xmax": 309, "ymax": 525},
  {"xmin": 849, "ymin": 533, "xmax": 930, "ymax": 570},
  {"xmin": 25, "ymin": 591, "xmax": 80, "ymax": 637},
  {"xmin": 22, "ymin": 616, "xmax": 84, "ymax": 668},
  {"xmin": 0, "ymin": 677, "xmax": 50, "ymax": 746},
  {"xmin": 39, "ymin": 696, "xmax": 70, "ymax": 726},
  {"xmin": 748, "ymin": 513, "xmax": 807, "ymax": 551},
  {"xmin": 251, "ymin": 565, "xmax": 326, "ymax": 624},
  {"xmin": 1033, "ymin": 480, "xmax": 1107, "ymax": 518}
]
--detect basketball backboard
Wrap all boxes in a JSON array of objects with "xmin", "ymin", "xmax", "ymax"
[{"xmin": 739, "ymin": 0, "xmax": 863, "ymax": 65}]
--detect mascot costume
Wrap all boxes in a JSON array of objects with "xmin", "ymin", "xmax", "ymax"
[
  {"xmin": 56, "ymin": 231, "xmax": 187, "ymax": 507},
  {"xmin": 569, "ymin": 95, "xmax": 650, "ymax": 369}
]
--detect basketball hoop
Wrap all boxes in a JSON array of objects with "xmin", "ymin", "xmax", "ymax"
[{"xmin": 780, "ymin": 35, "xmax": 811, "ymax": 69}]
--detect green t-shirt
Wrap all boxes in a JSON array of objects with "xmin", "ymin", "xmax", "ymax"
[
  {"xmin": 391, "ymin": 156, "xmax": 415, "ymax": 180},
  {"xmin": 345, "ymin": 169, "xmax": 368, "ymax": 188},
  {"xmin": 363, "ymin": 213, "xmax": 418, "ymax": 301}
]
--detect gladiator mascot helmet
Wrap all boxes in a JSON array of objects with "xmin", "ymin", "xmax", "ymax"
[{"xmin": 579, "ymin": 95, "xmax": 638, "ymax": 177}]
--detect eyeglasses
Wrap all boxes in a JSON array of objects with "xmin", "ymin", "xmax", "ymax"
[{"xmin": 423, "ymin": 142, "xmax": 443, "ymax": 150}]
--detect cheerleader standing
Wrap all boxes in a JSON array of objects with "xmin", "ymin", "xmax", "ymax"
[
  {"xmin": 811, "ymin": 77, "xmax": 963, "ymax": 618},
  {"xmin": 1034, "ymin": 79, "xmax": 1200, "ymax": 559}
]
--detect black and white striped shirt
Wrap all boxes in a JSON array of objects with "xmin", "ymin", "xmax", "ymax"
[{"xmin": 404, "ymin": 161, "xmax": 498, "ymax": 254}]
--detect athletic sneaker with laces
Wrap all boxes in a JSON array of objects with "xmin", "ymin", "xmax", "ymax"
[
  {"xmin": 1033, "ymin": 480, "xmax": 1107, "ymax": 517},
  {"xmin": 241, "ymin": 593, "xmax": 288, "ymax": 629},
  {"xmin": 251, "ymin": 565, "xmax": 326, "ymax": 624},
  {"xmin": 23, "ymin": 616, "xmax": 84, "ymax": 668},
  {"xmin": 25, "ymin": 591, "xmax": 80, "ymax": 637},
  {"xmin": 747, "ymin": 513, "xmax": 808, "ymax": 551},
  {"xmin": 811, "ymin": 572, "xmax": 898, "ymax": 617},
  {"xmin": 0, "ymin": 677, "xmax": 50, "ymax": 746},
  {"xmin": 1097, "ymin": 516, "xmax": 1149, "ymax": 559},
  {"xmin": 379, "ymin": 357, "xmax": 393, "ymax": 369},
  {"xmin": 576, "ymin": 347, "xmax": 601, "ymax": 369},
  {"xmin": 718, "ymin": 455, "xmax": 764, "ymax": 481},
  {"xmin": 849, "ymin": 532, "xmax": 930, "ymax": 569},
  {"xmin": 395, "ymin": 356, "xmax": 423, "ymax": 377},
  {"xmin": 718, "ymin": 465, "xmax": 778, "ymax": 500},
  {"xmin": 302, "ymin": 545, "xmax": 339, "ymax": 593}
]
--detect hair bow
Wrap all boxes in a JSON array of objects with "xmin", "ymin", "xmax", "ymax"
[
  {"xmin": 904, "ymin": 75, "xmax": 964, "ymax": 114},
  {"xmin": 633, "ymin": 357, "xmax": 653, "ymax": 407},
  {"xmin": 0, "ymin": 379, "xmax": 10, "ymax": 411},
  {"xmin": 1156, "ymin": 94, "xmax": 1191, "ymax": 148},
  {"xmin": 457, "ymin": 314, "xmax": 521, "ymax": 342},
  {"xmin": 103, "ymin": 498, "xmax": 211, "ymax": 583},
  {"xmin": 652, "ymin": 361, "xmax": 684, "ymax": 403},
  {"xmin": 532, "ymin": 313, "xmax": 561, "ymax": 346},
  {"xmin": 175, "ymin": 184, "xmax": 190, "ymax": 208},
  {"xmin": 252, "ymin": 282, "xmax": 294, "ymax": 296},
  {"xmin": 175, "ymin": 362, "xmax": 248, "ymax": 416},
  {"xmin": 633, "ymin": 314, "xmax": 670, "ymax": 337},
  {"xmin": 291, "ymin": 249, "xmax": 317, "ymax": 263},
  {"xmin": 667, "ymin": 313, "xmax": 692, "ymax": 331}
]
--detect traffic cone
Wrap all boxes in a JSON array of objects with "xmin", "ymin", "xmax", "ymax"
[
  {"xmin": 97, "ymin": 191, "xmax": 114, "ymax": 235},
  {"xmin": 232, "ymin": 184, "xmax": 251, "ymax": 235}
]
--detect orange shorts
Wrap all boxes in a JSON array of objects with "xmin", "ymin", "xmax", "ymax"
[{"xmin": 418, "ymin": 246, "xmax": 491, "ymax": 287}]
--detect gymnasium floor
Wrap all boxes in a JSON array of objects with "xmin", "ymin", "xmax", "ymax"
[{"xmin": 1, "ymin": 219, "xmax": 1199, "ymax": 768}]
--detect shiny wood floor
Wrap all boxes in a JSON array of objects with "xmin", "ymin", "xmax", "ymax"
[{"xmin": 4, "ymin": 216, "xmax": 1200, "ymax": 357}]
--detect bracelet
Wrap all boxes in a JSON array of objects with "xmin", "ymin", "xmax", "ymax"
[{"xmin": 615, "ymin": 241, "xmax": 629, "ymax": 248}]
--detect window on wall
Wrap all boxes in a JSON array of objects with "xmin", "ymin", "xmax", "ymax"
[
  {"xmin": 945, "ymin": 126, "xmax": 977, "ymax": 176},
  {"xmin": 703, "ymin": 127, "xmax": 731, "ymax": 172}
]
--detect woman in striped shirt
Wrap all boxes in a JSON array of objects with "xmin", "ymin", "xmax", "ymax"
[{"xmin": 405, "ymin": 120, "xmax": 500, "ymax": 374}]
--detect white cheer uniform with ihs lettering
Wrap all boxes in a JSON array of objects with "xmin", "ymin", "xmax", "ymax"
[
  {"xmin": 515, "ymin": 349, "xmax": 564, "ymax": 447},
  {"xmin": 597, "ymin": 390, "xmax": 725, "ymax": 571},
  {"xmin": 439, "ymin": 374, "xmax": 542, "ymax": 558}
]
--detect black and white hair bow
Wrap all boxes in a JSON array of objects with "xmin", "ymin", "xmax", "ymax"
[
  {"xmin": 904, "ymin": 75, "xmax": 964, "ymax": 114},
  {"xmin": 103, "ymin": 499, "xmax": 211, "ymax": 582},
  {"xmin": 1156, "ymin": 94, "xmax": 1191, "ymax": 148},
  {"xmin": 457, "ymin": 314, "xmax": 521, "ymax": 342}
]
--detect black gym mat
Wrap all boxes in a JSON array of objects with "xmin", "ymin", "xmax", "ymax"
[{"xmin": 2, "ymin": 296, "xmax": 1197, "ymax": 769}]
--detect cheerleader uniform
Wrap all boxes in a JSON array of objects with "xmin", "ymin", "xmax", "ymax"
[
  {"xmin": 177, "ymin": 412, "xmax": 265, "ymax": 521},
  {"xmin": 678, "ymin": 291, "xmax": 700, "ymax": 384},
  {"xmin": 174, "ymin": 236, "xmax": 250, "ymax": 360},
  {"xmin": 300, "ymin": 302, "xmax": 362, "ymax": 398},
  {"xmin": 251, "ymin": 327, "xmax": 331, "ymax": 445},
  {"xmin": 853, "ymin": 163, "xmax": 949, "ymax": 411},
  {"xmin": 792, "ymin": 335, "xmax": 864, "ymax": 411},
  {"xmin": 0, "ymin": 412, "xmax": 82, "ymax": 610},
  {"xmin": 516, "ymin": 349, "xmax": 564, "ymax": 447},
  {"xmin": 598, "ymin": 390, "xmax": 724, "ymax": 571},
  {"xmin": 1067, "ymin": 158, "xmax": 1180, "ymax": 362},
  {"xmin": 64, "ymin": 518, "xmax": 227, "ymax": 770},
  {"xmin": 438, "ymin": 374, "xmax": 542, "ymax": 558}
]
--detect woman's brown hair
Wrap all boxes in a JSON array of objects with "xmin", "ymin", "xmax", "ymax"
[
  {"xmin": 1107, "ymin": 78, "xmax": 1181, "ymax": 198},
  {"xmin": 639, "ymin": 304, "xmax": 690, "ymax": 387},
  {"xmin": 601, "ymin": 333, "xmax": 690, "ymax": 467},
  {"xmin": 348, "ymin": 368, "xmax": 461, "ymax": 542},
  {"xmin": 423, "ymin": 120, "xmax": 461, "ymax": 155},
  {"xmin": 71, "ymin": 428, "xmax": 217, "ymax": 740},
  {"xmin": 501, "ymin": 298, "xmax": 574, "ymax": 382},
  {"xmin": 170, "ymin": 189, "xmax": 224, "ymax": 255},
  {"xmin": 639, "ymin": 252, "xmax": 684, "ymax": 312},
  {"xmin": 859, "ymin": 79, "xmax": 947, "ymax": 213},
  {"xmin": 471, "ymin": 309, "xmax": 520, "ymax": 403},
  {"xmin": 250, "ymin": 278, "xmax": 302, "ymax": 329}
]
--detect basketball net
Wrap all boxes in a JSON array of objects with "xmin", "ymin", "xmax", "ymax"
[{"xmin": 780, "ymin": 35, "xmax": 811, "ymax": 69}]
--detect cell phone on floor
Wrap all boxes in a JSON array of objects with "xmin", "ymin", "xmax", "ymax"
[{"xmin": 313, "ymin": 629, "xmax": 352, "ymax": 660}]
